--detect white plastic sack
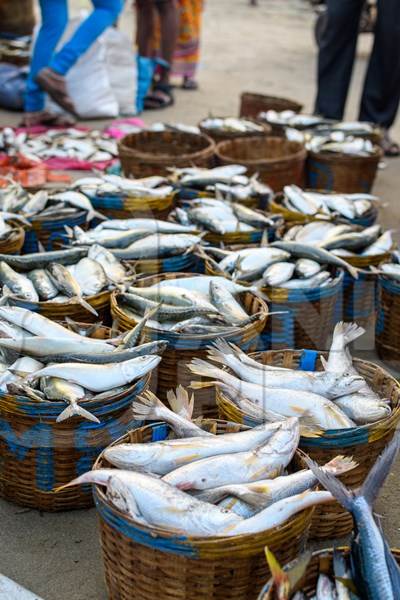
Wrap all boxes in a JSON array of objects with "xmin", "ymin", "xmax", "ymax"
[{"xmin": 43, "ymin": 16, "xmax": 136, "ymax": 118}]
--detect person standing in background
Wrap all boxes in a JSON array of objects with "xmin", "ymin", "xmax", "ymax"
[
  {"xmin": 173, "ymin": 0, "xmax": 203, "ymax": 90},
  {"xmin": 23, "ymin": 0, "xmax": 124, "ymax": 126},
  {"xmin": 315, "ymin": 0, "xmax": 400, "ymax": 156}
]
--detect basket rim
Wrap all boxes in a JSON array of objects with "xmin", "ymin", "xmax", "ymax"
[
  {"xmin": 9, "ymin": 287, "xmax": 111, "ymax": 311},
  {"xmin": 215, "ymin": 136, "xmax": 307, "ymax": 166},
  {"xmin": 118, "ymin": 130, "xmax": 216, "ymax": 162},
  {"xmin": 93, "ymin": 419, "xmax": 314, "ymax": 546},
  {"xmin": 217, "ymin": 349, "xmax": 400, "ymax": 438},
  {"xmin": 29, "ymin": 209, "xmax": 87, "ymax": 225},
  {"xmin": 308, "ymin": 146, "xmax": 383, "ymax": 161}
]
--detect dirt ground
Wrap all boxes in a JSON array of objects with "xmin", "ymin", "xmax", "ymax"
[{"xmin": 0, "ymin": 1, "xmax": 400, "ymax": 598}]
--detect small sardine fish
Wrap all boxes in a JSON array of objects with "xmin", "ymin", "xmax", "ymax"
[
  {"xmin": 279, "ymin": 271, "xmax": 331, "ymax": 289},
  {"xmin": 381, "ymin": 263, "xmax": 400, "ymax": 283},
  {"xmin": 284, "ymin": 185, "xmax": 322, "ymax": 215},
  {"xmin": 305, "ymin": 434, "xmax": 400, "ymax": 600},
  {"xmin": 20, "ymin": 190, "xmax": 48, "ymax": 215},
  {"xmin": 106, "ymin": 412, "xmax": 282, "ymax": 475},
  {"xmin": 72, "ymin": 225, "xmax": 151, "ymax": 248},
  {"xmin": 295, "ymin": 258, "xmax": 322, "ymax": 279},
  {"xmin": 361, "ymin": 230, "xmax": 393, "ymax": 256},
  {"xmin": 111, "ymin": 233, "xmax": 202, "ymax": 260},
  {"xmin": 219, "ymin": 247, "xmax": 290, "ymax": 276},
  {"xmin": 27, "ymin": 269, "xmax": 58, "ymax": 300},
  {"xmin": 47, "ymin": 262, "xmax": 98, "ymax": 316},
  {"xmin": 28, "ymin": 355, "xmax": 161, "ymax": 392},
  {"xmin": 189, "ymin": 360, "xmax": 355, "ymax": 430},
  {"xmin": 0, "ymin": 262, "xmax": 39, "ymax": 302},
  {"xmin": 196, "ymin": 455, "xmax": 356, "ymax": 509},
  {"xmin": 87, "ymin": 245, "xmax": 127, "ymax": 285},
  {"xmin": 163, "ymin": 419, "xmax": 299, "ymax": 491},
  {"xmin": 262, "ymin": 262, "xmax": 295, "ymax": 287},
  {"xmin": 65, "ymin": 469, "xmax": 242, "ymax": 536},
  {"xmin": 270, "ymin": 241, "xmax": 359, "ymax": 279},
  {"xmin": 131, "ymin": 389, "xmax": 212, "ymax": 439},
  {"xmin": 51, "ymin": 190, "xmax": 104, "ymax": 221},
  {"xmin": 209, "ymin": 280, "xmax": 250, "ymax": 325},
  {"xmin": 73, "ymin": 258, "xmax": 107, "ymax": 296},
  {"xmin": 40, "ymin": 377, "xmax": 99, "ymax": 423},
  {"xmin": 206, "ymin": 339, "xmax": 364, "ymax": 399}
]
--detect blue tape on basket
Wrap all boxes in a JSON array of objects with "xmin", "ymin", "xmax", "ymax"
[
  {"xmin": 36, "ymin": 447, "xmax": 55, "ymax": 492},
  {"xmin": 376, "ymin": 306, "xmax": 384, "ymax": 335},
  {"xmin": 90, "ymin": 195, "xmax": 125, "ymax": 210},
  {"xmin": 307, "ymin": 159, "xmax": 334, "ymax": 191},
  {"xmin": 152, "ymin": 424, "xmax": 169, "ymax": 442},
  {"xmin": 299, "ymin": 350, "xmax": 318, "ymax": 372}
]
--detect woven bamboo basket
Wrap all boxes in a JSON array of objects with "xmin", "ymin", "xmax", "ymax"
[
  {"xmin": 199, "ymin": 117, "xmax": 271, "ymax": 143},
  {"xmin": 258, "ymin": 547, "xmax": 400, "ymax": 599},
  {"xmin": 93, "ymin": 420, "xmax": 314, "ymax": 600},
  {"xmin": 217, "ymin": 348, "xmax": 400, "ymax": 540},
  {"xmin": 307, "ymin": 148, "xmax": 383, "ymax": 193},
  {"xmin": 270, "ymin": 191, "xmax": 378, "ymax": 227},
  {"xmin": 118, "ymin": 131, "xmax": 216, "ymax": 178},
  {"xmin": 0, "ymin": 317, "xmax": 152, "ymax": 511},
  {"xmin": 0, "ymin": 0, "xmax": 35, "ymax": 35},
  {"xmin": 239, "ymin": 93, "xmax": 303, "ymax": 119},
  {"xmin": 8, "ymin": 288, "xmax": 112, "ymax": 324},
  {"xmin": 0, "ymin": 222, "xmax": 25, "ymax": 254},
  {"xmin": 22, "ymin": 210, "xmax": 88, "ymax": 253},
  {"xmin": 204, "ymin": 257, "xmax": 342, "ymax": 351},
  {"xmin": 89, "ymin": 193, "xmax": 175, "ymax": 220},
  {"xmin": 215, "ymin": 137, "xmax": 307, "ymax": 191},
  {"xmin": 376, "ymin": 275, "xmax": 400, "ymax": 367},
  {"xmin": 111, "ymin": 272, "xmax": 268, "ymax": 417}
]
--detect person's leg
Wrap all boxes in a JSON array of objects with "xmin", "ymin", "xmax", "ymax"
[
  {"xmin": 314, "ymin": 0, "xmax": 364, "ymax": 119},
  {"xmin": 155, "ymin": 0, "xmax": 178, "ymax": 86},
  {"xmin": 24, "ymin": 0, "xmax": 68, "ymax": 115},
  {"xmin": 136, "ymin": 0, "xmax": 156, "ymax": 57},
  {"xmin": 359, "ymin": 0, "xmax": 400, "ymax": 154}
]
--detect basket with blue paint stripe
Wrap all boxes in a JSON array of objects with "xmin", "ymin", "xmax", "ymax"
[
  {"xmin": 376, "ymin": 275, "xmax": 400, "ymax": 366},
  {"xmin": 110, "ymin": 272, "xmax": 268, "ymax": 417},
  {"xmin": 89, "ymin": 192, "xmax": 175, "ymax": 220},
  {"xmin": 22, "ymin": 210, "xmax": 87, "ymax": 253},
  {"xmin": 123, "ymin": 250, "xmax": 203, "ymax": 276},
  {"xmin": 0, "ymin": 370, "xmax": 151, "ymax": 511},
  {"xmin": 93, "ymin": 420, "xmax": 314, "ymax": 600},
  {"xmin": 216, "ymin": 348, "xmax": 400, "ymax": 540},
  {"xmin": 0, "ymin": 221, "xmax": 25, "ymax": 254}
]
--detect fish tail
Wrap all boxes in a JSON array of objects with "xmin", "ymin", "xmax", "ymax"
[
  {"xmin": 166, "ymin": 385, "xmax": 194, "ymax": 420},
  {"xmin": 190, "ymin": 380, "xmax": 219, "ymax": 390},
  {"xmin": 56, "ymin": 402, "xmax": 100, "ymax": 424},
  {"xmin": 55, "ymin": 469, "xmax": 112, "ymax": 492},
  {"xmin": 188, "ymin": 358, "xmax": 227, "ymax": 381},
  {"xmin": 334, "ymin": 321, "xmax": 366, "ymax": 346},
  {"xmin": 264, "ymin": 548, "xmax": 287, "ymax": 592},
  {"xmin": 87, "ymin": 209, "xmax": 106, "ymax": 222},
  {"xmin": 206, "ymin": 339, "xmax": 232, "ymax": 366},
  {"xmin": 64, "ymin": 225, "xmax": 74, "ymax": 238},
  {"xmin": 131, "ymin": 390, "xmax": 165, "ymax": 420},
  {"xmin": 74, "ymin": 296, "xmax": 99, "ymax": 317},
  {"xmin": 322, "ymin": 455, "xmax": 358, "ymax": 476},
  {"xmin": 346, "ymin": 263, "xmax": 359, "ymax": 279},
  {"xmin": 360, "ymin": 431, "xmax": 400, "ymax": 506},
  {"xmin": 250, "ymin": 285, "xmax": 270, "ymax": 303},
  {"xmin": 302, "ymin": 454, "xmax": 356, "ymax": 512}
]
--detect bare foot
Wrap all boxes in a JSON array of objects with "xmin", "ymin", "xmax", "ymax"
[
  {"xmin": 21, "ymin": 110, "xmax": 76, "ymax": 127},
  {"xmin": 36, "ymin": 67, "xmax": 76, "ymax": 115}
]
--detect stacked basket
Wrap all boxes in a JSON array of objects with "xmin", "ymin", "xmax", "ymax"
[
  {"xmin": 89, "ymin": 192, "xmax": 175, "ymax": 221},
  {"xmin": 239, "ymin": 92, "xmax": 303, "ymax": 120},
  {"xmin": 376, "ymin": 274, "xmax": 400, "ymax": 367},
  {"xmin": 23, "ymin": 210, "xmax": 88, "ymax": 253}
]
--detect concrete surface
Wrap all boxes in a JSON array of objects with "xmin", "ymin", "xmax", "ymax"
[{"xmin": 0, "ymin": 1, "xmax": 400, "ymax": 598}]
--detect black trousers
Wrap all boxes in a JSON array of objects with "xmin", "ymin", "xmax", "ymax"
[{"xmin": 315, "ymin": 0, "xmax": 400, "ymax": 128}]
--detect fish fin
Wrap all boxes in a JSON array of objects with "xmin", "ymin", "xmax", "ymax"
[
  {"xmin": 286, "ymin": 550, "xmax": 312, "ymax": 592},
  {"xmin": 190, "ymin": 380, "xmax": 219, "ymax": 390},
  {"xmin": 323, "ymin": 455, "xmax": 358, "ymax": 476},
  {"xmin": 56, "ymin": 403, "xmax": 100, "ymax": 424},
  {"xmin": 37, "ymin": 240, "xmax": 46, "ymax": 253},
  {"xmin": 64, "ymin": 316, "xmax": 81, "ymax": 333},
  {"xmin": 346, "ymin": 263, "xmax": 359, "ymax": 279},
  {"xmin": 251, "ymin": 285, "xmax": 270, "ymax": 303},
  {"xmin": 334, "ymin": 321, "xmax": 366, "ymax": 346},
  {"xmin": 188, "ymin": 358, "xmax": 226, "ymax": 381},
  {"xmin": 64, "ymin": 225, "xmax": 75, "ymax": 238},
  {"xmin": 166, "ymin": 385, "xmax": 194, "ymax": 419},
  {"xmin": 73, "ymin": 296, "xmax": 99, "ymax": 317},
  {"xmin": 301, "ymin": 452, "xmax": 356, "ymax": 512},
  {"xmin": 55, "ymin": 470, "xmax": 112, "ymax": 492},
  {"xmin": 260, "ymin": 229, "xmax": 269, "ymax": 247},
  {"xmin": 360, "ymin": 431, "xmax": 400, "ymax": 506},
  {"xmin": 88, "ymin": 209, "xmax": 107, "ymax": 222},
  {"xmin": 264, "ymin": 548, "xmax": 288, "ymax": 595}
]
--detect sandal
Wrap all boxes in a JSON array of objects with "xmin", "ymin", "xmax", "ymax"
[
  {"xmin": 144, "ymin": 83, "xmax": 174, "ymax": 110},
  {"xmin": 381, "ymin": 130, "xmax": 400, "ymax": 157},
  {"xmin": 182, "ymin": 77, "xmax": 198, "ymax": 91}
]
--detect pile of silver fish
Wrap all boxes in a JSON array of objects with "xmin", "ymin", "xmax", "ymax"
[
  {"xmin": 0, "ymin": 181, "xmax": 102, "ymax": 222},
  {"xmin": 204, "ymin": 242, "xmax": 356, "ymax": 288},
  {"xmin": 171, "ymin": 196, "xmax": 277, "ymax": 235},
  {"xmin": 282, "ymin": 185, "xmax": 377, "ymax": 219},
  {"xmin": 200, "ymin": 117, "xmax": 265, "ymax": 134},
  {"xmin": 283, "ymin": 222, "xmax": 393, "ymax": 259},
  {"xmin": 264, "ymin": 434, "xmax": 400, "ymax": 600},
  {"xmin": 306, "ymin": 133, "xmax": 376, "ymax": 157},
  {"xmin": 259, "ymin": 110, "xmax": 331, "ymax": 130},
  {"xmin": 72, "ymin": 173, "xmax": 174, "ymax": 199},
  {"xmin": 170, "ymin": 165, "xmax": 272, "ymax": 201},
  {"xmin": 0, "ymin": 246, "xmax": 130, "ymax": 313},
  {"xmin": 63, "ymin": 394, "xmax": 350, "ymax": 537},
  {"xmin": 71, "ymin": 218, "xmax": 202, "ymax": 260},
  {"xmin": 0, "ymin": 127, "xmax": 118, "ymax": 162},
  {"xmin": 377, "ymin": 250, "xmax": 400, "ymax": 283},
  {"xmin": 0, "ymin": 306, "xmax": 164, "ymax": 422},
  {"xmin": 118, "ymin": 275, "xmax": 262, "ymax": 334},
  {"xmin": 190, "ymin": 322, "xmax": 391, "ymax": 429}
]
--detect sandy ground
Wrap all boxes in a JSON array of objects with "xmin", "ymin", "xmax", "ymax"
[{"xmin": 0, "ymin": 1, "xmax": 400, "ymax": 598}]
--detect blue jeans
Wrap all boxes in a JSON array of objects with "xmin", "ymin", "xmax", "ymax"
[{"xmin": 25, "ymin": 0, "xmax": 123, "ymax": 112}]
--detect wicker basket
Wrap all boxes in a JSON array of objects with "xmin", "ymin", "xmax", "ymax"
[
  {"xmin": 307, "ymin": 148, "xmax": 383, "ymax": 193},
  {"xmin": 0, "ymin": 0, "xmax": 35, "ymax": 35},
  {"xmin": 199, "ymin": 117, "xmax": 271, "ymax": 143},
  {"xmin": 215, "ymin": 137, "xmax": 307, "ymax": 191},
  {"xmin": 93, "ymin": 420, "xmax": 314, "ymax": 600},
  {"xmin": 270, "ymin": 191, "xmax": 378, "ymax": 227},
  {"xmin": 239, "ymin": 93, "xmax": 303, "ymax": 119},
  {"xmin": 217, "ymin": 349, "xmax": 400, "ymax": 540},
  {"xmin": 258, "ymin": 547, "xmax": 400, "ymax": 599},
  {"xmin": 0, "ymin": 222, "xmax": 25, "ymax": 254},
  {"xmin": 8, "ymin": 288, "xmax": 112, "ymax": 325},
  {"xmin": 119, "ymin": 131, "xmax": 216, "ymax": 178},
  {"xmin": 111, "ymin": 272, "xmax": 268, "ymax": 417},
  {"xmin": 23, "ymin": 210, "xmax": 88, "ymax": 253},
  {"xmin": 376, "ymin": 275, "xmax": 400, "ymax": 367},
  {"xmin": 0, "ymin": 344, "xmax": 151, "ymax": 511},
  {"xmin": 89, "ymin": 193, "xmax": 175, "ymax": 220}
]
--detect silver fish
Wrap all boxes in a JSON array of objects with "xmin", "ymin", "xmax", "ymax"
[
  {"xmin": 270, "ymin": 241, "xmax": 359, "ymax": 278},
  {"xmin": 110, "ymin": 233, "xmax": 202, "ymax": 260},
  {"xmin": 87, "ymin": 244, "xmax": 127, "ymax": 285},
  {"xmin": 209, "ymin": 280, "xmax": 251, "ymax": 325},
  {"xmin": 0, "ymin": 262, "xmax": 39, "ymax": 302},
  {"xmin": 0, "ymin": 248, "xmax": 87, "ymax": 271},
  {"xmin": 262, "ymin": 261, "xmax": 295, "ymax": 286},
  {"xmin": 47, "ymin": 263, "xmax": 98, "ymax": 316},
  {"xmin": 295, "ymin": 258, "xmax": 322, "ymax": 279},
  {"xmin": 73, "ymin": 258, "xmax": 107, "ymax": 296},
  {"xmin": 27, "ymin": 269, "xmax": 58, "ymax": 300},
  {"xmin": 40, "ymin": 377, "xmax": 99, "ymax": 423}
]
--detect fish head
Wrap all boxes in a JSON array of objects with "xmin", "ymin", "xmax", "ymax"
[{"xmin": 324, "ymin": 373, "xmax": 365, "ymax": 396}]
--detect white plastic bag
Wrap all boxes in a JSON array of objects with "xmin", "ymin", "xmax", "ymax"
[{"xmin": 105, "ymin": 27, "xmax": 136, "ymax": 116}]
